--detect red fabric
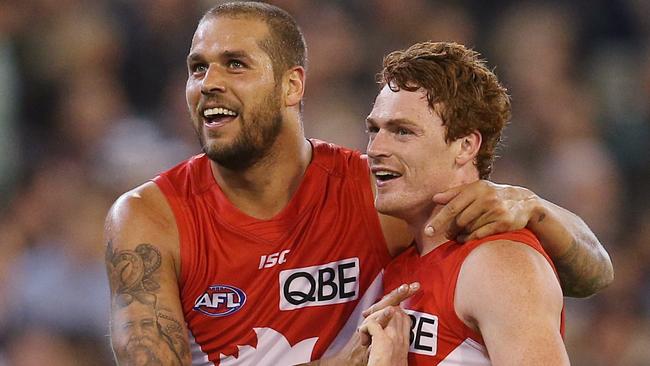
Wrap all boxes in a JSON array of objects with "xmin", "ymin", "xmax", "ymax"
[
  {"xmin": 383, "ymin": 229, "xmax": 565, "ymax": 365},
  {"xmin": 153, "ymin": 139, "xmax": 391, "ymax": 364}
]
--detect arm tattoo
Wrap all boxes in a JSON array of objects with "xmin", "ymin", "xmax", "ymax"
[
  {"xmin": 553, "ymin": 238, "xmax": 611, "ymax": 297},
  {"xmin": 107, "ymin": 241, "xmax": 189, "ymax": 365}
]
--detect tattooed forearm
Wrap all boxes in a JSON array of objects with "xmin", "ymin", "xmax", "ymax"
[
  {"xmin": 554, "ymin": 239, "xmax": 613, "ymax": 298},
  {"xmin": 107, "ymin": 241, "xmax": 188, "ymax": 365}
]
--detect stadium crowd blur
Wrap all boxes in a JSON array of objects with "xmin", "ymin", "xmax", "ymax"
[{"xmin": 0, "ymin": 0, "xmax": 648, "ymax": 364}]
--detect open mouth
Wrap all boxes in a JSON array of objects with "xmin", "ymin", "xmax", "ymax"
[
  {"xmin": 373, "ymin": 170, "xmax": 402, "ymax": 183},
  {"xmin": 203, "ymin": 107, "xmax": 239, "ymax": 127}
]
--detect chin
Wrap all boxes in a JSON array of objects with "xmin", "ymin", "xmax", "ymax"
[{"xmin": 375, "ymin": 197, "xmax": 408, "ymax": 219}]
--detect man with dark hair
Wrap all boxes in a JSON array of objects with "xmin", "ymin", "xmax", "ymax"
[
  {"xmin": 202, "ymin": 1, "xmax": 307, "ymax": 79},
  {"xmin": 362, "ymin": 41, "xmax": 568, "ymax": 365},
  {"xmin": 105, "ymin": 2, "xmax": 611, "ymax": 365}
]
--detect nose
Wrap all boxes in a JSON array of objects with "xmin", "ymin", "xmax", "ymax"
[
  {"xmin": 367, "ymin": 129, "xmax": 391, "ymax": 159},
  {"xmin": 201, "ymin": 65, "xmax": 226, "ymax": 95}
]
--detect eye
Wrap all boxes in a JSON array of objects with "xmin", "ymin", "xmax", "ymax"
[
  {"xmin": 396, "ymin": 127, "xmax": 412, "ymax": 136},
  {"xmin": 227, "ymin": 59, "xmax": 246, "ymax": 69},
  {"xmin": 365, "ymin": 126, "xmax": 379, "ymax": 134},
  {"xmin": 190, "ymin": 63, "xmax": 207, "ymax": 74}
]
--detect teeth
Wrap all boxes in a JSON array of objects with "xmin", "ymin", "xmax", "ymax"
[
  {"xmin": 203, "ymin": 107, "xmax": 237, "ymax": 118},
  {"xmin": 375, "ymin": 171, "xmax": 401, "ymax": 178}
]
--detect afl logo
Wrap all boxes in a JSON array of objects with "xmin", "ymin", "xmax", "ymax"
[{"xmin": 193, "ymin": 284, "xmax": 247, "ymax": 317}]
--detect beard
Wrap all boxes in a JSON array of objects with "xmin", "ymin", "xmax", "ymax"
[{"xmin": 197, "ymin": 88, "xmax": 283, "ymax": 171}]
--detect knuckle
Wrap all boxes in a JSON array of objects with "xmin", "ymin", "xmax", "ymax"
[
  {"xmin": 475, "ymin": 228, "xmax": 488, "ymax": 239},
  {"xmin": 486, "ymin": 193, "xmax": 499, "ymax": 204},
  {"xmin": 446, "ymin": 204, "xmax": 458, "ymax": 216},
  {"xmin": 496, "ymin": 221, "xmax": 509, "ymax": 232},
  {"xmin": 493, "ymin": 206, "xmax": 508, "ymax": 217}
]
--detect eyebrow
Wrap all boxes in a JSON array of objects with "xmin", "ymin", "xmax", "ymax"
[
  {"xmin": 187, "ymin": 50, "xmax": 251, "ymax": 63},
  {"xmin": 365, "ymin": 117, "xmax": 419, "ymax": 128}
]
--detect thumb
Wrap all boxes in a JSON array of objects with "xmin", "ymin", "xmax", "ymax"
[
  {"xmin": 364, "ymin": 320, "xmax": 384, "ymax": 338},
  {"xmin": 433, "ymin": 186, "xmax": 462, "ymax": 205}
]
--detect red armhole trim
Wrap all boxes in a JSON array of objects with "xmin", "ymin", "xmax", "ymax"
[{"xmin": 152, "ymin": 175, "xmax": 192, "ymax": 291}]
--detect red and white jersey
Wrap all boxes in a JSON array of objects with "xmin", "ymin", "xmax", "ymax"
[
  {"xmin": 153, "ymin": 139, "xmax": 391, "ymax": 365},
  {"xmin": 383, "ymin": 229, "xmax": 565, "ymax": 365}
]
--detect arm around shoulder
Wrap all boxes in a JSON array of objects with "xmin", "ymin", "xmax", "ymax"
[
  {"xmin": 455, "ymin": 240, "xmax": 569, "ymax": 366},
  {"xmin": 105, "ymin": 182, "xmax": 191, "ymax": 365},
  {"xmin": 527, "ymin": 195, "xmax": 614, "ymax": 297}
]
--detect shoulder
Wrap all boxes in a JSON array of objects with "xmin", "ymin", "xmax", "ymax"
[
  {"xmin": 309, "ymin": 139, "xmax": 365, "ymax": 175},
  {"xmin": 105, "ymin": 182, "xmax": 180, "ymax": 268},
  {"xmin": 107, "ymin": 182, "xmax": 175, "ymax": 232},
  {"xmin": 461, "ymin": 239, "xmax": 558, "ymax": 293},
  {"xmin": 455, "ymin": 238, "xmax": 563, "ymax": 326}
]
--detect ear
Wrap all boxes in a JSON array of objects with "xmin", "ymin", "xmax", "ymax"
[
  {"xmin": 455, "ymin": 130, "xmax": 482, "ymax": 166},
  {"xmin": 283, "ymin": 66, "xmax": 305, "ymax": 108}
]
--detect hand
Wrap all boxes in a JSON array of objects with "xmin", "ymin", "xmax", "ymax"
[
  {"xmin": 360, "ymin": 307, "xmax": 410, "ymax": 366},
  {"xmin": 362, "ymin": 282, "xmax": 420, "ymax": 318},
  {"xmin": 359, "ymin": 282, "xmax": 419, "ymax": 347},
  {"xmin": 425, "ymin": 180, "xmax": 540, "ymax": 242}
]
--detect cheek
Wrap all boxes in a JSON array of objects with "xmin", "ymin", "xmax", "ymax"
[{"xmin": 185, "ymin": 80, "xmax": 199, "ymax": 108}]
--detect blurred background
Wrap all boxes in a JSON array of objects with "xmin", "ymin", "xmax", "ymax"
[{"xmin": 0, "ymin": 0, "xmax": 648, "ymax": 364}]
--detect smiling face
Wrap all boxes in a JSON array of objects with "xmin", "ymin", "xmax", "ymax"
[
  {"xmin": 367, "ymin": 85, "xmax": 464, "ymax": 220},
  {"xmin": 186, "ymin": 16, "xmax": 284, "ymax": 170}
]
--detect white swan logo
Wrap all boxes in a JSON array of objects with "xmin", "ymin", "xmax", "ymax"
[{"xmin": 219, "ymin": 327, "xmax": 318, "ymax": 365}]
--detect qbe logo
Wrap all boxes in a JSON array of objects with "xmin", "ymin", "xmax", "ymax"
[
  {"xmin": 405, "ymin": 309, "xmax": 438, "ymax": 356},
  {"xmin": 279, "ymin": 258, "xmax": 359, "ymax": 310},
  {"xmin": 193, "ymin": 284, "xmax": 246, "ymax": 317}
]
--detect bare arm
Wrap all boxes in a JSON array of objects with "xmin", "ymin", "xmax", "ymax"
[
  {"xmin": 426, "ymin": 180, "xmax": 613, "ymax": 297},
  {"xmin": 526, "ymin": 196, "xmax": 613, "ymax": 297},
  {"xmin": 455, "ymin": 240, "xmax": 569, "ymax": 366},
  {"xmin": 105, "ymin": 182, "xmax": 191, "ymax": 365}
]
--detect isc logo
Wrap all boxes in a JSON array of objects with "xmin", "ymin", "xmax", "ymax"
[
  {"xmin": 259, "ymin": 249, "xmax": 290, "ymax": 269},
  {"xmin": 193, "ymin": 284, "xmax": 247, "ymax": 317},
  {"xmin": 278, "ymin": 258, "xmax": 359, "ymax": 310},
  {"xmin": 404, "ymin": 309, "xmax": 438, "ymax": 356}
]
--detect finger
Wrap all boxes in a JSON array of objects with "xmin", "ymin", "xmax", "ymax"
[
  {"xmin": 383, "ymin": 309, "xmax": 411, "ymax": 349},
  {"xmin": 456, "ymin": 210, "xmax": 494, "ymax": 242},
  {"xmin": 432, "ymin": 185, "xmax": 463, "ymax": 205},
  {"xmin": 362, "ymin": 282, "xmax": 420, "ymax": 318},
  {"xmin": 364, "ymin": 320, "xmax": 385, "ymax": 338},
  {"xmin": 462, "ymin": 203, "xmax": 523, "ymax": 242},
  {"xmin": 425, "ymin": 192, "xmax": 476, "ymax": 238},
  {"xmin": 359, "ymin": 307, "xmax": 393, "ymax": 346},
  {"xmin": 367, "ymin": 305, "xmax": 394, "ymax": 327},
  {"xmin": 464, "ymin": 221, "xmax": 508, "ymax": 242},
  {"xmin": 453, "ymin": 200, "xmax": 490, "ymax": 234}
]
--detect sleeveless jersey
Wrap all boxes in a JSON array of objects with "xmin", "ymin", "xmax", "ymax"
[
  {"xmin": 383, "ymin": 229, "xmax": 565, "ymax": 365},
  {"xmin": 153, "ymin": 139, "xmax": 391, "ymax": 365}
]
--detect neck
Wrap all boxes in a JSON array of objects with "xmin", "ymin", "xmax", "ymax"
[
  {"xmin": 407, "ymin": 205, "xmax": 449, "ymax": 256},
  {"xmin": 210, "ymin": 123, "xmax": 312, "ymax": 220},
  {"xmin": 409, "ymin": 174, "xmax": 481, "ymax": 256}
]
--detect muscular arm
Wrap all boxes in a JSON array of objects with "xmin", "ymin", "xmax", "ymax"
[
  {"xmin": 455, "ymin": 240, "xmax": 569, "ymax": 366},
  {"xmin": 105, "ymin": 182, "xmax": 191, "ymax": 365},
  {"xmin": 427, "ymin": 181, "xmax": 613, "ymax": 297},
  {"xmin": 527, "ymin": 196, "xmax": 613, "ymax": 297}
]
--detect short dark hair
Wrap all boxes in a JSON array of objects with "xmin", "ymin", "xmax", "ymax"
[
  {"xmin": 379, "ymin": 42, "xmax": 511, "ymax": 179},
  {"xmin": 202, "ymin": 1, "xmax": 307, "ymax": 79}
]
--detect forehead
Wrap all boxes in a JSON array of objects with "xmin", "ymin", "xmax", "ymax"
[
  {"xmin": 190, "ymin": 16, "xmax": 270, "ymax": 55},
  {"xmin": 369, "ymin": 85, "xmax": 435, "ymax": 123}
]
